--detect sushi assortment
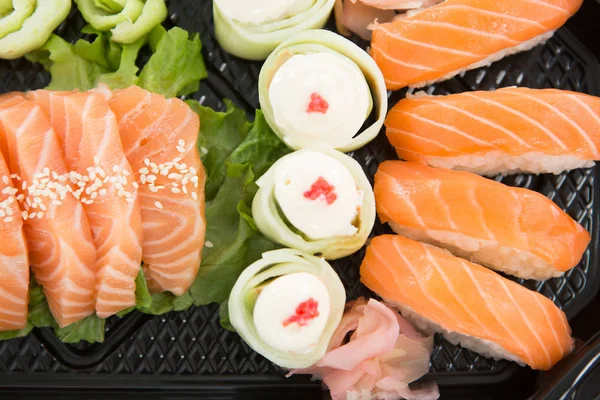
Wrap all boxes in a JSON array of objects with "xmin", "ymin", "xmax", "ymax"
[
  {"xmin": 360, "ymin": 235, "xmax": 574, "ymax": 371},
  {"xmin": 258, "ymin": 29, "xmax": 388, "ymax": 152},
  {"xmin": 369, "ymin": 0, "xmax": 584, "ymax": 89},
  {"xmin": 213, "ymin": 0, "xmax": 336, "ymax": 60},
  {"xmin": 386, "ymin": 88, "xmax": 600, "ymax": 175},
  {"xmin": 0, "ymin": 0, "xmax": 598, "ymax": 399},
  {"xmin": 252, "ymin": 149, "xmax": 376, "ymax": 259},
  {"xmin": 0, "ymin": 86, "xmax": 206, "ymax": 327},
  {"xmin": 374, "ymin": 161, "xmax": 590, "ymax": 280}
]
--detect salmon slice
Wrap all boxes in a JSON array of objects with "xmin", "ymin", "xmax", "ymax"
[
  {"xmin": 0, "ymin": 96, "xmax": 97, "ymax": 328},
  {"xmin": 360, "ymin": 234, "xmax": 574, "ymax": 370},
  {"xmin": 28, "ymin": 90, "xmax": 143, "ymax": 318},
  {"xmin": 370, "ymin": 0, "xmax": 583, "ymax": 89},
  {"xmin": 106, "ymin": 86, "xmax": 206, "ymax": 295},
  {"xmin": 374, "ymin": 161, "xmax": 590, "ymax": 280},
  {"xmin": 0, "ymin": 148, "xmax": 29, "ymax": 331},
  {"xmin": 386, "ymin": 87, "xmax": 600, "ymax": 175}
]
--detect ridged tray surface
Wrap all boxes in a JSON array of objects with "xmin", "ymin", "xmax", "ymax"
[{"xmin": 0, "ymin": 0, "xmax": 598, "ymax": 387}]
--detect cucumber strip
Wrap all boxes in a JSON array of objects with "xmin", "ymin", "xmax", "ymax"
[
  {"xmin": 213, "ymin": 0, "xmax": 335, "ymax": 61},
  {"xmin": 94, "ymin": 0, "xmax": 126, "ymax": 13},
  {"xmin": 258, "ymin": 29, "xmax": 388, "ymax": 152},
  {"xmin": 0, "ymin": 0, "xmax": 71, "ymax": 60},
  {"xmin": 110, "ymin": 0, "xmax": 167, "ymax": 44},
  {"xmin": 252, "ymin": 148, "xmax": 376, "ymax": 260},
  {"xmin": 75, "ymin": 0, "xmax": 143, "ymax": 31},
  {"xmin": 228, "ymin": 249, "xmax": 346, "ymax": 369},
  {"xmin": 0, "ymin": 0, "xmax": 35, "ymax": 39},
  {"xmin": 0, "ymin": 0, "xmax": 13, "ymax": 15}
]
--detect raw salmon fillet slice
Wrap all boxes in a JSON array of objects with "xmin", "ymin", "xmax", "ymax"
[
  {"xmin": 29, "ymin": 90, "xmax": 143, "ymax": 318},
  {"xmin": 107, "ymin": 86, "xmax": 206, "ymax": 295},
  {"xmin": 370, "ymin": 0, "xmax": 583, "ymax": 89},
  {"xmin": 374, "ymin": 161, "xmax": 590, "ymax": 280},
  {"xmin": 385, "ymin": 88, "xmax": 600, "ymax": 175},
  {"xmin": 0, "ymin": 96, "xmax": 97, "ymax": 328},
  {"xmin": 0, "ymin": 146, "xmax": 29, "ymax": 331},
  {"xmin": 360, "ymin": 234, "xmax": 574, "ymax": 370}
]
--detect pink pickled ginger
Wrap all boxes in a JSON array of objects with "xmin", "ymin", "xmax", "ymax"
[
  {"xmin": 289, "ymin": 298, "xmax": 439, "ymax": 400},
  {"xmin": 334, "ymin": 0, "xmax": 444, "ymax": 40}
]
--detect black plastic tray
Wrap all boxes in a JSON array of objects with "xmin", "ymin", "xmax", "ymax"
[{"xmin": 1, "ymin": 1, "xmax": 599, "ymax": 399}]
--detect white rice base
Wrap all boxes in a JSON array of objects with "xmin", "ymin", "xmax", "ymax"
[
  {"xmin": 395, "ymin": 303, "xmax": 526, "ymax": 366},
  {"xmin": 408, "ymin": 31, "xmax": 555, "ymax": 89},
  {"xmin": 418, "ymin": 151, "xmax": 595, "ymax": 176},
  {"xmin": 390, "ymin": 223, "xmax": 564, "ymax": 281}
]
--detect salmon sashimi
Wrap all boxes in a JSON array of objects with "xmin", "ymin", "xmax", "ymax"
[
  {"xmin": 0, "ymin": 96, "xmax": 97, "ymax": 328},
  {"xmin": 374, "ymin": 161, "xmax": 590, "ymax": 280},
  {"xmin": 107, "ymin": 86, "xmax": 206, "ymax": 295},
  {"xmin": 370, "ymin": 0, "xmax": 583, "ymax": 89},
  {"xmin": 28, "ymin": 90, "xmax": 143, "ymax": 318},
  {"xmin": 0, "ymin": 149, "xmax": 29, "ymax": 331},
  {"xmin": 360, "ymin": 234, "xmax": 574, "ymax": 370},
  {"xmin": 385, "ymin": 87, "xmax": 600, "ymax": 175}
]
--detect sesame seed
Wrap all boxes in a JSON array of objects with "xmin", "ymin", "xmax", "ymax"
[
  {"xmin": 154, "ymin": 201, "xmax": 163, "ymax": 210},
  {"xmin": 1, "ymin": 176, "xmax": 8, "ymax": 185},
  {"xmin": 144, "ymin": 158, "xmax": 151, "ymax": 166},
  {"xmin": 37, "ymin": 212, "xmax": 44, "ymax": 219},
  {"xmin": 147, "ymin": 175, "xmax": 157, "ymax": 183},
  {"xmin": 178, "ymin": 139, "xmax": 185, "ymax": 147},
  {"xmin": 22, "ymin": 211, "xmax": 28, "ymax": 220},
  {"xmin": 0, "ymin": 210, "xmax": 4, "ymax": 217},
  {"xmin": 182, "ymin": 185, "xmax": 188, "ymax": 194},
  {"xmin": 126, "ymin": 198, "xmax": 135, "ymax": 203},
  {"xmin": 6, "ymin": 208, "xmax": 13, "ymax": 216},
  {"xmin": 94, "ymin": 156, "xmax": 100, "ymax": 165},
  {"xmin": 149, "ymin": 186, "xmax": 159, "ymax": 193},
  {"xmin": 112, "ymin": 165, "xmax": 120, "ymax": 173},
  {"xmin": 176, "ymin": 146, "xmax": 186, "ymax": 153},
  {"xmin": 205, "ymin": 241, "xmax": 214, "ymax": 248},
  {"xmin": 171, "ymin": 188, "xmax": 181, "ymax": 194},
  {"xmin": 4, "ymin": 217, "xmax": 13, "ymax": 223},
  {"xmin": 139, "ymin": 167, "xmax": 149, "ymax": 175},
  {"xmin": 52, "ymin": 200, "xmax": 61, "ymax": 205},
  {"xmin": 191, "ymin": 192, "xmax": 198, "ymax": 201},
  {"xmin": 99, "ymin": 189, "xmax": 107, "ymax": 196},
  {"xmin": 132, "ymin": 182, "xmax": 139, "ymax": 189}
]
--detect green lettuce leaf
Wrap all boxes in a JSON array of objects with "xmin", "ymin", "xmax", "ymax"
[
  {"xmin": 187, "ymin": 103, "xmax": 289, "ymax": 316},
  {"xmin": 0, "ymin": 278, "xmax": 105, "ymax": 343},
  {"xmin": 27, "ymin": 25, "xmax": 206, "ymax": 96},
  {"xmin": 187, "ymin": 100, "xmax": 252, "ymax": 201},
  {"xmin": 25, "ymin": 31, "xmax": 144, "ymax": 91},
  {"xmin": 138, "ymin": 26, "xmax": 207, "ymax": 98},
  {"xmin": 54, "ymin": 316, "xmax": 105, "ymax": 344}
]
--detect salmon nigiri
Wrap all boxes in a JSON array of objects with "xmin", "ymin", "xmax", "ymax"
[
  {"xmin": 106, "ymin": 86, "xmax": 206, "ymax": 295},
  {"xmin": 0, "ymin": 95, "xmax": 97, "ymax": 328},
  {"xmin": 360, "ymin": 234, "xmax": 574, "ymax": 370},
  {"xmin": 374, "ymin": 161, "xmax": 590, "ymax": 280},
  {"xmin": 370, "ymin": 0, "xmax": 583, "ymax": 89},
  {"xmin": 386, "ymin": 88, "xmax": 600, "ymax": 176},
  {"xmin": 28, "ymin": 90, "xmax": 143, "ymax": 318},
  {"xmin": 0, "ymin": 149, "xmax": 29, "ymax": 331}
]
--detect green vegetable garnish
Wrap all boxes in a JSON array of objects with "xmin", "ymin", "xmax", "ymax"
[
  {"xmin": 213, "ymin": 0, "xmax": 335, "ymax": 61},
  {"xmin": 0, "ymin": 0, "xmax": 71, "ymax": 60}
]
